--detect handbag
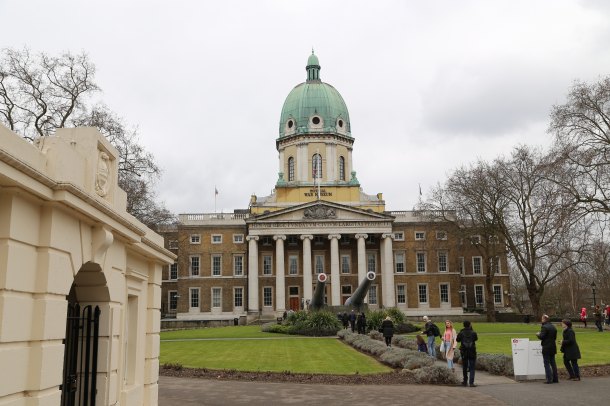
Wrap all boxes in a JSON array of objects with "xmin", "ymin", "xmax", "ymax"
[{"xmin": 439, "ymin": 341, "xmax": 446, "ymax": 352}]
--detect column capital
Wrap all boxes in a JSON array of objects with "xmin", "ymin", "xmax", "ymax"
[
  {"xmin": 355, "ymin": 233, "xmax": 368, "ymax": 240},
  {"xmin": 273, "ymin": 235, "xmax": 286, "ymax": 241},
  {"xmin": 300, "ymin": 234, "xmax": 314, "ymax": 241},
  {"xmin": 382, "ymin": 233, "xmax": 394, "ymax": 240},
  {"xmin": 328, "ymin": 234, "xmax": 341, "ymax": 240},
  {"xmin": 246, "ymin": 235, "xmax": 259, "ymax": 242}
]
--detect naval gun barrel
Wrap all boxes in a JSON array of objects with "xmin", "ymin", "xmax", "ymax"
[
  {"xmin": 309, "ymin": 273, "xmax": 327, "ymax": 311},
  {"xmin": 345, "ymin": 271, "xmax": 376, "ymax": 309}
]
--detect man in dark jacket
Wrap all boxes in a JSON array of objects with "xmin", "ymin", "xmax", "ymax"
[
  {"xmin": 536, "ymin": 314, "xmax": 558, "ymax": 384},
  {"xmin": 560, "ymin": 319, "xmax": 581, "ymax": 380},
  {"xmin": 456, "ymin": 320, "xmax": 478, "ymax": 387},
  {"xmin": 421, "ymin": 316, "xmax": 438, "ymax": 358}
]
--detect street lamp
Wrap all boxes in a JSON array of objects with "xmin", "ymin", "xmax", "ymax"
[{"xmin": 591, "ymin": 281, "xmax": 597, "ymax": 307}]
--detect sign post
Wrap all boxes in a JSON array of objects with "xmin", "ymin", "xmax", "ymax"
[{"xmin": 511, "ymin": 338, "xmax": 546, "ymax": 381}]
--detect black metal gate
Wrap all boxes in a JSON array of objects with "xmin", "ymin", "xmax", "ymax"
[{"xmin": 61, "ymin": 303, "xmax": 101, "ymax": 406}]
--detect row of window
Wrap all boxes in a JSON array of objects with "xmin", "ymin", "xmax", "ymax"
[
  {"xmin": 176, "ymin": 234, "xmax": 245, "ymax": 247},
  {"xmin": 170, "ymin": 252, "xmax": 501, "ymax": 279},
  {"xmin": 169, "ymin": 283, "xmax": 505, "ymax": 312},
  {"xmin": 286, "ymin": 154, "xmax": 346, "ymax": 182}
]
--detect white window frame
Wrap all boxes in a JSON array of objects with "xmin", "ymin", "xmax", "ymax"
[
  {"xmin": 340, "ymin": 254, "xmax": 351, "ymax": 274},
  {"xmin": 472, "ymin": 256, "xmax": 483, "ymax": 275},
  {"xmin": 190, "ymin": 234, "xmax": 201, "ymax": 244},
  {"xmin": 211, "ymin": 287, "xmax": 222, "ymax": 309},
  {"xmin": 189, "ymin": 255, "xmax": 200, "ymax": 277},
  {"xmin": 460, "ymin": 284, "xmax": 467, "ymax": 307},
  {"xmin": 262, "ymin": 254, "xmax": 273, "ymax": 275},
  {"xmin": 368, "ymin": 285, "xmax": 378, "ymax": 305},
  {"xmin": 439, "ymin": 283, "xmax": 450, "ymax": 304},
  {"xmin": 396, "ymin": 284, "xmax": 406, "ymax": 305},
  {"xmin": 493, "ymin": 284, "xmax": 503, "ymax": 305},
  {"xmin": 490, "ymin": 256, "xmax": 501, "ymax": 274},
  {"xmin": 234, "ymin": 287, "xmax": 243, "ymax": 308},
  {"xmin": 458, "ymin": 256, "xmax": 465, "ymax": 275},
  {"xmin": 366, "ymin": 252, "xmax": 377, "ymax": 274},
  {"xmin": 233, "ymin": 255, "xmax": 244, "ymax": 276},
  {"xmin": 170, "ymin": 263, "xmax": 178, "ymax": 280},
  {"xmin": 471, "ymin": 235, "xmax": 481, "ymax": 245},
  {"xmin": 438, "ymin": 251, "xmax": 448, "ymax": 273},
  {"xmin": 189, "ymin": 287, "xmax": 200, "ymax": 311},
  {"xmin": 211, "ymin": 254, "xmax": 222, "ymax": 276},
  {"xmin": 393, "ymin": 232, "xmax": 404, "ymax": 241},
  {"xmin": 168, "ymin": 290, "xmax": 178, "ymax": 312},
  {"xmin": 289, "ymin": 254, "xmax": 299, "ymax": 275},
  {"xmin": 436, "ymin": 231, "xmax": 447, "ymax": 240},
  {"xmin": 211, "ymin": 234, "xmax": 222, "ymax": 244},
  {"xmin": 314, "ymin": 254, "xmax": 325, "ymax": 274},
  {"xmin": 394, "ymin": 252, "xmax": 405, "ymax": 273},
  {"xmin": 169, "ymin": 240, "xmax": 179, "ymax": 249},
  {"xmin": 263, "ymin": 286, "xmax": 273, "ymax": 307},
  {"xmin": 415, "ymin": 231, "xmax": 425, "ymax": 241},
  {"xmin": 233, "ymin": 234, "xmax": 244, "ymax": 244},
  {"xmin": 418, "ymin": 284, "xmax": 428, "ymax": 305},
  {"xmin": 475, "ymin": 284, "xmax": 484, "ymax": 307},
  {"xmin": 416, "ymin": 252, "xmax": 427, "ymax": 273}
]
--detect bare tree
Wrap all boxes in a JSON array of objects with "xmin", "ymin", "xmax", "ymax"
[{"xmin": 0, "ymin": 48, "xmax": 174, "ymax": 229}]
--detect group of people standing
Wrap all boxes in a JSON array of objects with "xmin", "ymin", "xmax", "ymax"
[
  {"xmin": 580, "ymin": 304, "xmax": 610, "ymax": 332},
  {"xmin": 537, "ymin": 315, "xmax": 582, "ymax": 383},
  {"xmin": 341, "ymin": 310, "xmax": 367, "ymax": 334}
]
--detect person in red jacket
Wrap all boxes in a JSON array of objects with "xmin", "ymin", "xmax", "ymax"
[{"xmin": 580, "ymin": 307, "xmax": 587, "ymax": 328}]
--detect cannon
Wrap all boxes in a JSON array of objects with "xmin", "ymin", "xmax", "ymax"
[
  {"xmin": 309, "ymin": 273, "xmax": 327, "ymax": 311},
  {"xmin": 345, "ymin": 271, "xmax": 376, "ymax": 310}
]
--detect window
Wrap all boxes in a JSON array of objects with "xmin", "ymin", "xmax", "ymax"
[
  {"xmin": 440, "ymin": 284, "xmax": 449, "ymax": 304},
  {"xmin": 493, "ymin": 285, "xmax": 503, "ymax": 305},
  {"xmin": 416, "ymin": 252, "xmax": 426, "ymax": 273},
  {"xmin": 288, "ymin": 157, "xmax": 295, "ymax": 181},
  {"xmin": 234, "ymin": 287, "xmax": 243, "ymax": 308},
  {"xmin": 366, "ymin": 235, "xmax": 377, "ymax": 245},
  {"xmin": 169, "ymin": 240, "xmax": 178, "ymax": 249},
  {"xmin": 438, "ymin": 251, "xmax": 448, "ymax": 272},
  {"xmin": 211, "ymin": 234, "xmax": 222, "ymax": 244},
  {"xmin": 289, "ymin": 255, "xmax": 299, "ymax": 275},
  {"xmin": 340, "ymin": 234, "xmax": 350, "ymax": 245},
  {"xmin": 470, "ymin": 235, "xmax": 481, "ymax": 245},
  {"xmin": 339, "ymin": 156, "xmax": 345, "ymax": 181},
  {"xmin": 263, "ymin": 287, "xmax": 273, "ymax": 307},
  {"xmin": 212, "ymin": 255, "xmax": 222, "ymax": 276},
  {"xmin": 458, "ymin": 257, "xmax": 465, "ymax": 275},
  {"xmin": 393, "ymin": 232, "xmax": 404, "ymax": 241},
  {"xmin": 233, "ymin": 234, "xmax": 244, "ymax": 243},
  {"xmin": 170, "ymin": 263, "xmax": 178, "ymax": 280},
  {"xmin": 460, "ymin": 285, "xmax": 467, "ymax": 307},
  {"xmin": 289, "ymin": 286, "xmax": 299, "ymax": 296},
  {"xmin": 397, "ymin": 284, "xmax": 406, "ymax": 304},
  {"xmin": 418, "ymin": 284, "xmax": 428, "ymax": 304},
  {"xmin": 341, "ymin": 255, "xmax": 351, "ymax": 274},
  {"xmin": 395, "ymin": 252, "xmax": 405, "ymax": 273},
  {"xmin": 367, "ymin": 253, "xmax": 376, "ymax": 274},
  {"xmin": 314, "ymin": 236, "xmax": 325, "ymax": 246},
  {"xmin": 490, "ymin": 256, "xmax": 501, "ymax": 274},
  {"xmin": 233, "ymin": 255, "xmax": 244, "ymax": 276},
  {"xmin": 212, "ymin": 287, "xmax": 221, "ymax": 308},
  {"xmin": 287, "ymin": 235, "xmax": 299, "ymax": 246},
  {"xmin": 190, "ymin": 234, "xmax": 200, "ymax": 244},
  {"xmin": 189, "ymin": 288, "xmax": 199, "ymax": 309},
  {"xmin": 189, "ymin": 255, "xmax": 200, "ymax": 276},
  {"xmin": 312, "ymin": 153, "xmax": 323, "ymax": 179},
  {"xmin": 368, "ymin": 285, "xmax": 378, "ymax": 305},
  {"xmin": 473, "ymin": 257, "xmax": 482, "ymax": 274},
  {"xmin": 168, "ymin": 291, "xmax": 178, "ymax": 311},
  {"xmin": 341, "ymin": 285, "xmax": 352, "ymax": 295},
  {"xmin": 261, "ymin": 236, "xmax": 273, "ymax": 246},
  {"xmin": 436, "ymin": 231, "xmax": 447, "ymax": 240},
  {"xmin": 475, "ymin": 285, "xmax": 484, "ymax": 306},
  {"xmin": 415, "ymin": 231, "xmax": 425, "ymax": 240},
  {"xmin": 263, "ymin": 255, "xmax": 273, "ymax": 275},
  {"xmin": 314, "ymin": 254, "xmax": 324, "ymax": 274},
  {"xmin": 489, "ymin": 235, "xmax": 499, "ymax": 244}
]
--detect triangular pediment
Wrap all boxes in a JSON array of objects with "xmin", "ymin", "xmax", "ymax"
[{"xmin": 247, "ymin": 200, "xmax": 393, "ymax": 223}]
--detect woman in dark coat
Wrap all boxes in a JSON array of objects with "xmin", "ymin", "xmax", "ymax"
[
  {"xmin": 560, "ymin": 319, "xmax": 581, "ymax": 381},
  {"xmin": 381, "ymin": 316, "xmax": 394, "ymax": 347}
]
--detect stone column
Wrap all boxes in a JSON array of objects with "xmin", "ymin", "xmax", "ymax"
[
  {"xmin": 247, "ymin": 235, "xmax": 259, "ymax": 313},
  {"xmin": 329, "ymin": 234, "xmax": 341, "ymax": 305},
  {"xmin": 355, "ymin": 233, "xmax": 368, "ymax": 283},
  {"xmin": 274, "ymin": 235, "xmax": 286, "ymax": 314},
  {"xmin": 381, "ymin": 233, "xmax": 396, "ymax": 307},
  {"xmin": 301, "ymin": 235, "xmax": 314, "ymax": 304}
]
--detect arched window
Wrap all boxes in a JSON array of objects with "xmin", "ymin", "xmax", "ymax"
[
  {"xmin": 312, "ymin": 154, "xmax": 322, "ymax": 180},
  {"xmin": 339, "ymin": 156, "xmax": 345, "ymax": 181},
  {"xmin": 288, "ymin": 157, "xmax": 295, "ymax": 181}
]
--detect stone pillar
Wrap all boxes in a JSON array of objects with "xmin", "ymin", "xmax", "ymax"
[
  {"xmin": 326, "ymin": 142, "xmax": 336, "ymax": 181},
  {"xmin": 329, "ymin": 234, "xmax": 341, "ymax": 306},
  {"xmin": 247, "ymin": 236, "xmax": 259, "ymax": 313},
  {"xmin": 355, "ymin": 233, "xmax": 368, "ymax": 283},
  {"xmin": 274, "ymin": 235, "xmax": 286, "ymax": 314},
  {"xmin": 301, "ymin": 235, "xmax": 313, "ymax": 303},
  {"xmin": 381, "ymin": 233, "xmax": 396, "ymax": 307}
]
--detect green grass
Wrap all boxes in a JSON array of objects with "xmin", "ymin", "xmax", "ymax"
[{"xmin": 161, "ymin": 325, "xmax": 285, "ymax": 340}]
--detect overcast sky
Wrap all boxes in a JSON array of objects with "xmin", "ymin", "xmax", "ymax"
[{"xmin": 2, "ymin": 0, "xmax": 610, "ymax": 214}]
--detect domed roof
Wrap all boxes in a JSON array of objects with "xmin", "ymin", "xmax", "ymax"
[{"xmin": 279, "ymin": 52, "xmax": 351, "ymax": 138}]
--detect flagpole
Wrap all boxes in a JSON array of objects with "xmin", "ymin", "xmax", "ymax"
[{"xmin": 215, "ymin": 186, "xmax": 217, "ymax": 213}]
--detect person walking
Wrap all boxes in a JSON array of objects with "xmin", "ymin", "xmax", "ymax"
[
  {"xmin": 356, "ymin": 312, "xmax": 366, "ymax": 334},
  {"xmin": 536, "ymin": 314, "xmax": 558, "ymax": 384},
  {"xmin": 422, "ymin": 316, "xmax": 439, "ymax": 357},
  {"xmin": 456, "ymin": 320, "xmax": 478, "ymax": 387},
  {"xmin": 349, "ymin": 310, "xmax": 357, "ymax": 332},
  {"xmin": 380, "ymin": 316, "xmax": 394, "ymax": 347},
  {"xmin": 594, "ymin": 305, "xmax": 603, "ymax": 332},
  {"xmin": 580, "ymin": 307, "xmax": 587, "ymax": 328},
  {"xmin": 560, "ymin": 319, "xmax": 581, "ymax": 381},
  {"xmin": 442, "ymin": 320, "xmax": 458, "ymax": 372},
  {"xmin": 342, "ymin": 312, "xmax": 349, "ymax": 330}
]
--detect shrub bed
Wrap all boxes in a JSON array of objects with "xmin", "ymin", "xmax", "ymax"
[{"xmin": 261, "ymin": 310, "xmax": 341, "ymax": 336}]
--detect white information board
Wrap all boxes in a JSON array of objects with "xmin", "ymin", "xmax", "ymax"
[{"xmin": 511, "ymin": 338, "xmax": 546, "ymax": 380}]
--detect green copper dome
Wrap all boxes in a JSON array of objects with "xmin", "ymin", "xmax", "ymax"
[{"xmin": 279, "ymin": 52, "xmax": 351, "ymax": 138}]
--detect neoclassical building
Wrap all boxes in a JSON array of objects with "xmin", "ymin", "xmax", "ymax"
[{"xmin": 161, "ymin": 53, "xmax": 511, "ymax": 322}]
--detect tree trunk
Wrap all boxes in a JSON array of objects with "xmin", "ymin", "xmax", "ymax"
[
  {"xmin": 528, "ymin": 286, "xmax": 543, "ymax": 320},
  {"xmin": 485, "ymin": 273, "xmax": 496, "ymax": 322}
]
